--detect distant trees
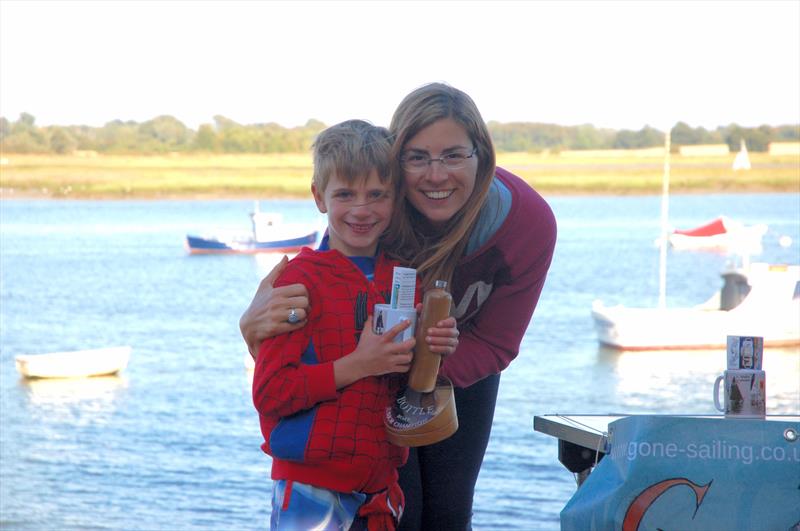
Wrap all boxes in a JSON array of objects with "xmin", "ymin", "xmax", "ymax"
[
  {"xmin": 0, "ymin": 113, "xmax": 797, "ymax": 155},
  {"xmin": 671, "ymin": 121, "xmax": 720, "ymax": 146},
  {"xmin": 612, "ymin": 126, "xmax": 664, "ymax": 149},
  {"xmin": 486, "ymin": 121, "xmax": 798, "ymax": 153},
  {"xmin": 138, "ymin": 115, "xmax": 192, "ymax": 152}
]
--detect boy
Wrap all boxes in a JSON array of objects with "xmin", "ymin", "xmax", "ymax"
[{"xmin": 253, "ymin": 120, "xmax": 418, "ymax": 530}]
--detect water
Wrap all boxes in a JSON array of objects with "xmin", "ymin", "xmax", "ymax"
[{"xmin": 1, "ymin": 194, "xmax": 798, "ymax": 530}]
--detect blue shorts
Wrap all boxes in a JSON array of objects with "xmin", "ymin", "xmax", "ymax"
[{"xmin": 270, "ymin": 479, "xmax": 367, "ymax": 530}]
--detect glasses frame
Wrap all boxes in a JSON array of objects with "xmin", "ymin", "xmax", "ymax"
[{"xmin": 400, "ymin": 147, "xmax": 478, "ymax": 174}]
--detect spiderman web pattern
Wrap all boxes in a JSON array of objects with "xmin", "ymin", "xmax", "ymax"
[{"xmin": 256, "ymin": 263, "xmax": 404, "ymax": 469}]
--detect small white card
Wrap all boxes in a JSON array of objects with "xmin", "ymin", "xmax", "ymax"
[{"xmin": 390, "ymin": 267, "xmax": 417, "ymax": 310}]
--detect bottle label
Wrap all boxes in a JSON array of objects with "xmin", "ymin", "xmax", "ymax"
[{"xmin": 390, "ymin": 267, "xmax": 417, "ymax": 310}]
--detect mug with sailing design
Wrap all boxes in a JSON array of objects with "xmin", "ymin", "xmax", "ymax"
[
  {"xmin": 713, "ymin": 369, "xmax": 766, "ymax": 418},
  {"xmin": 726, "ymin": 335, "xmax": 763, "ymax": 370}
]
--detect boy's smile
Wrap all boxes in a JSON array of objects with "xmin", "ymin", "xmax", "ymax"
[{"xmin": 312, "ymin": 169, "xmax": 393, "ymax": 257}]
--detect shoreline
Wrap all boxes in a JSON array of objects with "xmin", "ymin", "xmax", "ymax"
[
  {"xmin": 2, "ymin": 152, "xmax": 797, "ymax": 200},
  {"xmin": 2, "ymin": 185, "xmax": 797, "ymax": 201}
]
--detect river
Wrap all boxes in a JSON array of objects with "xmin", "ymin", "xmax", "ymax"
[{"xmin": 1, "ymin": 193, "xmax": 798, "ymax": 530}]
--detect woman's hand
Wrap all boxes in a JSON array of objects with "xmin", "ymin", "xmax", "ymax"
[
  {"xmin": 239, "ymin": 255, "xmax": 310, "ymax": 359},
  {"xmin": 422, "ymin": 313, "xmax": 460, "ymax": 357},
  {"xmin": 334, "ymin": 316, "xmax": 415, "ymax": 388}
]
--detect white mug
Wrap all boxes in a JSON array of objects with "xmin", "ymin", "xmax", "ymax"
[
  {"xmin": 373, "ymin": 304, "xmax": 416, "ymax": 343},
  {"xmin": 713, "ymin": 369, "xmax": 766, "ymax": 418},
  {"xmin": 726, "ymin": 335, "xmax": 763, "ymax": 370}
]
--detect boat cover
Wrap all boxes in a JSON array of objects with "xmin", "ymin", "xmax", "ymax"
[
  {"xmin": 561, "ymin": 415, "xmax": 800, "ymax": 530},
  {"xmin": 673, "ymin": 217, "xmax": 727, "ymax": 237}
]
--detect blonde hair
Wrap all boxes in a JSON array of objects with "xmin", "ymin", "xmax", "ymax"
[
  {"xmin": 312, "ymin": 119, "xmax": 394, "ymax": 191},
  {"xmin": 384, "ymin": 83, "xmax": 496, "ymax": 289}
]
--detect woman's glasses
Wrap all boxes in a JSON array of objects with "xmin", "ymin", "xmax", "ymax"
[{"xmin": 400, "ymin": 147, "xmax": 477, "ymax": 174}]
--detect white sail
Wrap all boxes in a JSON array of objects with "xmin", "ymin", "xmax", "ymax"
[{"xmin": 733, "ymin": 139, "xmax": 751, "ymax": 171}]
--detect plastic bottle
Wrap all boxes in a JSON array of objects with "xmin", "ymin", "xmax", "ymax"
[{"xmin": 408, "ymin": 280, "xmax": 453, "ymax": 393}]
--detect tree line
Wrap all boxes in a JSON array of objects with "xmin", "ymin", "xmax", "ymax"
[{"xmin": 1, "ymin": 112, "xmax": 797, "ymax": 155}]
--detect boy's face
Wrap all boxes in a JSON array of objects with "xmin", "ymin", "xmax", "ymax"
[{"xmin": 312, "ymin": 169, "xmax": 393, "ymax": 257}]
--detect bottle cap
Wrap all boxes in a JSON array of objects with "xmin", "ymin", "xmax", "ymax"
[{"xmin": 434, "ymin": 280, "xmax": 447, "ymax": 289}]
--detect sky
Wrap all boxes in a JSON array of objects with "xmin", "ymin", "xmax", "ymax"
[{"xmin": 1, "ymin": 0, "xmax": 799, "ymax": 133}]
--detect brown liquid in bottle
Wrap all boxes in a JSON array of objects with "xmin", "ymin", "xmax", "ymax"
[{"xmin": 408, "ymin": 280, "xmax": 453, "ymax": 393}]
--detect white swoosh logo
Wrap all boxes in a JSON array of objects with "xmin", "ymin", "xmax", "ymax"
[{"xmin": 453, "ymin": 281, "xmax": 492, "ymax": 320}]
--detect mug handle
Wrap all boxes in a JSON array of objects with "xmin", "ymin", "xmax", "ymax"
[{"xmin": 713, "ymin": 375, "xmax": 725, "ymax": 412}]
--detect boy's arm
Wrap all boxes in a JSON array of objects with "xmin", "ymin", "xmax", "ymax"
[
  {"xmin": 252, "ymin": 268, "xmax": 337, "ymax": 417},
  {"xmin": 254, "ymin": 316, "xmax": 415, "ymax": 416},
  {"xmin": 252, "ymin": 328, "xmax": 337, "ymax": 418}
]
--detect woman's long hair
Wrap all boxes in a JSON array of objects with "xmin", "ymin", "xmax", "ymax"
[{"xmin": 383, "ymin": 83, "xmax": 496, "ymax": 289}]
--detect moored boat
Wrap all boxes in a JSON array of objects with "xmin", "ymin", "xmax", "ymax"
[
  {"xmin": 15, "ymin": 346, "xmax": 132, "ymax": 379},
  {"xmin": 185, "ymin": 207, "xmax": 318, "ymax": 255},
  {"xmin": 185, "ymin": 231, "xmax": 318, "ymax": 254},
  {"xmin": 668, "ymin": 216, "xmax": 767, "ymax": 253},
  {"xmin": 592, "ymin": 263, "xmax": 800, "ymax": 350}
]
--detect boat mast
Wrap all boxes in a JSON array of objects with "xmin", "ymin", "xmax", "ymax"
[{"xmin": 658, "ymin": 127, "xmax": 671, "ymax": 308}]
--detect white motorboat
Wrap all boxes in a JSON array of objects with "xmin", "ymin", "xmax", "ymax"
[
  {"xmin": 592, "ymin": 263, "xmax": 800, "ymax": 350},
  {"xmin": 15, "ymin": 346, "xmax": 132, "ymax": 379}
]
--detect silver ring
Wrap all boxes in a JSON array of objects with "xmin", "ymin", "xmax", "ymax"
[{"xmin": 287, "ymin": 308, "xmax": 300, "ymax": 324}]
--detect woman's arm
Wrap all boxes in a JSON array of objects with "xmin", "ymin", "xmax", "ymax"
[
  {"xmin": 440, "ymin": 253, "xmax": 552, "ymax": 387},
  {"xmin": 440, "ymin": 183, "xmax": 557, "ymax": 387},
  {"xmin": 240, "ymin": 255, "xmax": 311, "ymax": 359}
]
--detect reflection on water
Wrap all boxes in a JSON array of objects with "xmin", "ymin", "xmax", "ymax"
[
  {"xmin": 598, "ymin": 346, "xmax": 800, "ymax": 415},
  {"xmin": 19, "ymin": 375, "xmax": 129, "ymax": 425}
]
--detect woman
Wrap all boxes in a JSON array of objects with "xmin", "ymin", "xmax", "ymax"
[{"xmin": 240, "ymin": 83, "xmax": 557, "ymax": 530}]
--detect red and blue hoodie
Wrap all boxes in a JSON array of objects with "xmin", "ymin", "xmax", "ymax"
[{"xmin": 253, "ymin": 246, "xmax": 414, "ymax": 495}]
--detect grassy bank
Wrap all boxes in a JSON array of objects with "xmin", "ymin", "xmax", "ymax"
[{"xmin": 1, "ymin": 151, "xmax": 798, "ymax": 199}]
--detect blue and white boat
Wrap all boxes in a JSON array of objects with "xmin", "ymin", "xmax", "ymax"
[{"xmin": 185, "ymin": 204, "xmax": 318, "ymax": 255}]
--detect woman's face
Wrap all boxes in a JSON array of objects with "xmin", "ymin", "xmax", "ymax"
[{"xmin": 400, "ymin": 118, "xmax": 477, "ymax": 227}]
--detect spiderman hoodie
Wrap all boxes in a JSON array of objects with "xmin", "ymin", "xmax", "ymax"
[{"xmin": 253, "ymin": 246, "xmax": 413, "ymax": 495}]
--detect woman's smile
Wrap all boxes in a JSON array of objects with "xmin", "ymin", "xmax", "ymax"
[
  {"xmin": 403, "ymin": 118, "xmax": 477, "ymax": 226},
  {"xmin": 421, "ymin": 189, "xmax": 455, "ymax": 200}
]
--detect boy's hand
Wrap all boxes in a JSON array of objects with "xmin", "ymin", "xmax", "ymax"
[{"xmin": 334, "ymin": 316, "xmax": 415, "ymax": 388}]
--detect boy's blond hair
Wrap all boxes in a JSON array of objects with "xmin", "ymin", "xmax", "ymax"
[{"xmin": 312, "ymin": 120, "xmax": 394, "ymax": 192}]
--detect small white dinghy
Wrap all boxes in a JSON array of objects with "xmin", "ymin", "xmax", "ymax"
[{"xmin": 15, "ymin": 346, "xmax": 131, "ymax": 379}]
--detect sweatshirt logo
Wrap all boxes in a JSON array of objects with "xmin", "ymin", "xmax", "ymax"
[
  {"xmin": 354, "ymin": 290, "xmax": 389, "ymax": 343},
  {"xmin": 453, "ymin": 280, "xmax": 492, "ymax": 321},
  {"xmin": 355, "ymin": 292, "xmax": 368, "ymax": 331}
]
